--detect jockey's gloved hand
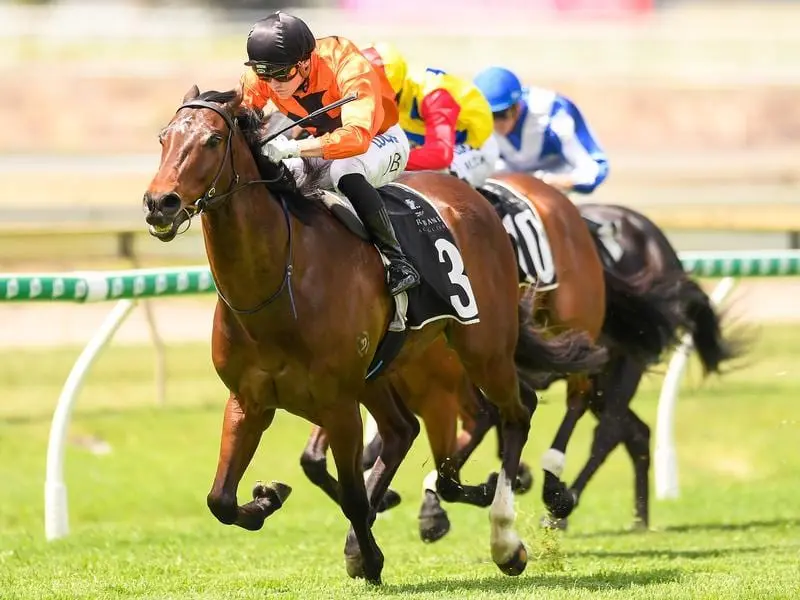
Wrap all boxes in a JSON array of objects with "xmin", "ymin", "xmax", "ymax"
[{"xmin": 261, "ymin": 135, "xmax": 301, "ymax": 162}]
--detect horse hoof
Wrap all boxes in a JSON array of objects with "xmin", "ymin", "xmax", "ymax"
[
  {"xmin": 253, "ymin": 481, "xmax": 292, "ymax": 507},
  {"xmin": 630, "ymin": 518, "xmax": 649, "ymax": 533},
  {"xmin": 542, "ymin": 475, "xmax": 576, "ymax": 519},
  {"xmin": 419, "ymin": 490, "xmax": 451, "ymax": 543},
  {"xmin": 514, "ymin": 463, "xmax": 534, "ymax": 495},
  {"xmin": 497, "ymin": 542, "xmax": 528, "ymax": 576},
  {"xmin": 419, "ymin": 512, "xmax": 451, "ymax": 544},
  {"xmin": 345, "ymin": 554, "xmax": 382, "ymax": 585},
  {"xmin": 540, "ymin": 514, "xmax": 568, "ymax": 531},
  {"xmin": 345, "ymin": 553, "xmax": 365, "ymax": 579},
  {"xmin": 377, "ymin": 489, "xmax": 402, "ymax": 513}
]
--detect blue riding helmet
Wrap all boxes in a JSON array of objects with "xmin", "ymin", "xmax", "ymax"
[{"xmin": 473, "ymin": 67, "xmax": 523, "ymax": 113}]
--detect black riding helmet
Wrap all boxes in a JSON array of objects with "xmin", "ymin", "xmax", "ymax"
[{"xmin": 245, "ymin": 12, "xmax": 316, "ymax": 67}]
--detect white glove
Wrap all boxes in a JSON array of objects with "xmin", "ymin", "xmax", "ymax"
[{"xmin": 261, "ymin": 135, "xmax": 301, "ymax": 162}]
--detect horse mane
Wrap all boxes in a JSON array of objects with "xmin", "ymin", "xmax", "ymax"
[
  {"xmin": 195, "ymin": 89, "xmax": 324, "ymax": 224},
  {"xmin": 261, "ymin": 109, "xmax": 330, "ymax": 194}
]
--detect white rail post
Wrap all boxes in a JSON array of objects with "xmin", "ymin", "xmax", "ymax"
[
  {"xmin": 140, "ymin": 299, "xmax": 167, "ymax": 406},
  {"xmin": 44, "ymin": 299, "xmax": 137, "ymax": 541},
  {"xmin": 127, "ymin": 253, "xmax": 167, "ymax": 407},
  {"xmin": 654, "ymin": 276, "xmax": 736, "ymax": 500}
]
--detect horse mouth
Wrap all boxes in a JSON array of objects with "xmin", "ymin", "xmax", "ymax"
[{"xmin": 147, "ymin": 211, "xmax": 188, "ymax": 242}]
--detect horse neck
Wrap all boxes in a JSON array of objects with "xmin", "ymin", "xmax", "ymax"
[{"xmin": 200, "ymin": 159, "xmax": 291, "ymax": 318}]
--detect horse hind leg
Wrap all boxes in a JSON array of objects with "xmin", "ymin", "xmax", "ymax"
[
  {"xmin": 623, "ymin": 408, "xmax": 651, "ymax": 530},
  {"xmin": 299, "ymin": 425, "xmax": 341, "ymax": 505},
  {"xmin": 489, "ymin": 377, "xmax": 538, "ymax": 576},
  {"xmin": 568, "ymin": 355, "xmax": 644, "ymax": 528},
  {"xmin": 493, "ymin": 419, "xmax": 535, "ymax": 495},
  {"xmin": 445, "ymin": 295, "xmax": 537, "ymax": 574},
  {"xmin": 460, "ymin": 349, "xmax": 534, "ymax": 575}
]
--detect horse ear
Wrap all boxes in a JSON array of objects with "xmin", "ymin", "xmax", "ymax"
[
  {"xmin": 182, "ymin": 84, "xmax": 200, "ymax": 103},
  {"xmin": 225, "ymin": 85, "xmax": 244, "ymax": 114}
]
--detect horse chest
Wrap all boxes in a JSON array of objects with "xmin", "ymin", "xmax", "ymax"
[{"xmin": 236, "ymin": 361, "xmax": 328, "ymax": 420}]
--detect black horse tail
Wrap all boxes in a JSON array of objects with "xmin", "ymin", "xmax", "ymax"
[
  {"xmin": 601, "ymin": 266, "xmax": 689, "ymax": 365},
  {"xmin": 677, "ymin": 277, "xmax": 745, "ymax": 375},
  {"xmin": 514, "ymin": 287, "xmax": 609, "ymax": 384}
]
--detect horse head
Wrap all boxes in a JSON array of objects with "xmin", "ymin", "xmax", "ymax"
[{"xmin": 143, "ymin": 85, "xmax": 249, "ymax": 241}]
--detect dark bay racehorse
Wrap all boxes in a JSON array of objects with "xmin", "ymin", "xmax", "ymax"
[
  {"xmin": 142, "ymin": 86, "xmax": 607, "ymax": 583},
  {"xmin": 297, "ymin": 173, "xmax": 688, "ymax": 541},
  {"xmin": 521, "ymin": 202, "xmax": 744, "ymax": 530}
]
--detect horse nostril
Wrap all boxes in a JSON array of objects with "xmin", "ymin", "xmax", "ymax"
[
  {"xmin": 162, "ymin": 193, "xmax": 182, "ymax": 213},
  {"xmin": 143, "ymin": 193, "xmax": 155, "ymax": 213}
]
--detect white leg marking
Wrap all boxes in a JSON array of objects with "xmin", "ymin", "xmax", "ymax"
[
  {"xmin": 363, "ymin": 412, "xmax": 379, "ymax": 447},
  {"xmin": 362, "ymin": 413, "xmax": 379, "ymax": 484},
  {"xmin": 489, "ymin": 469, "xmax": 521, "ymax": 565},
  {"xmin": 541, "ymin": 448, "xmax": 566, "ymax": 478},
  {"xmin": 422, "ymin": 469, "xmax": 438, "ymax": 497}
]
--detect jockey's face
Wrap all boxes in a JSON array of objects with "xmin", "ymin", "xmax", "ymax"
[
  {"xmin": 265, "ymin": 59, "xmax": 311, "ymax": 99},
  {"xmin": 492, "ymin": 103, "xmax": 521, "ymax": 137}
]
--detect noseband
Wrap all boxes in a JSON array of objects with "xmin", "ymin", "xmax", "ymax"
[{"xmin": 174, "ymin": 99, "xmax": 297, "ymax": 318}]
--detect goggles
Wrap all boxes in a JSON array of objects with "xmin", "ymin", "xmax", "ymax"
[{"xmin": 246, "ymin": 61, "xmax": 300, "ymax": 82}]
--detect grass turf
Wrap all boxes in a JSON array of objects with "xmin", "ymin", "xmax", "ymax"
[{"xmin": 0, "ymin": 325, "xmax": 798, "ymax": 599}]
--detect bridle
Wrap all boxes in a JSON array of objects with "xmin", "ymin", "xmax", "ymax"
[{"xmin": 174, "ymin": 99, "xmax": 297, "ymax": 318}]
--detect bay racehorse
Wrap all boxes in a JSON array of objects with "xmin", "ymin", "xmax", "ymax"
[
  {"xmin": 297, "ymin": 172, "xmax": 688, "ymax": 541},
  {"xmin": 142, "ymin": 86, "xmax": 607, "ymax": 583}
]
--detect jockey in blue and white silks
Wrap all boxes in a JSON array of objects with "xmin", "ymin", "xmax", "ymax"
[{"xmin": 473, "ymin": 66, "xmax": 609, "ymax": 196}]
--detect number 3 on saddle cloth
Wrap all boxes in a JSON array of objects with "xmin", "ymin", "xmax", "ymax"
[
  {"xmin": 318, "ymin": 182, "xmax": 480, "ymax": 380},
  {"xmin": 479, "ymin": 179, "xmax": 559, "ymax": 291}
]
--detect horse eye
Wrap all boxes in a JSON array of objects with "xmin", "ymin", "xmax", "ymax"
[{"xmin": 206, "ymin": 134, "xmax": 222, "ymax": 148}]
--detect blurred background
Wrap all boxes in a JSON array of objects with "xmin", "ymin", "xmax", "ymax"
[{"xmin": 0, "ymin": 0, "xmax": 798, "ymax": 345}]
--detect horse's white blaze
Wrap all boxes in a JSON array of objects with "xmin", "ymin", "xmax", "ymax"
[
  {"xmin": 163, "ymin": 113, "xmax": 212, "ymax": 137},
  {"xmin": 541, "ymin": 448, "xmax": 566, "ymax": 478},
  {"xmin": 489, "ymin": 469, "xmax": 520, "ymax": 565}
]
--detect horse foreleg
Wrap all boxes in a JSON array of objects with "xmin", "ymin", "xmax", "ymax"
[
  {"xmin": 425, "ymin": 386, "xmax": 500, "ymax": 508},
  {"xmin": 451, "ymin": 386, "xmax": 497, "ymax": 471},
  {"xmin": 361, "ymin": 416, "xmax": 403, "ymax": 513},
  {"xmin": 206, "ymin": 393, "xmax": 288, "ymax": 531},
  {"xmin": 300, "ymin": 425, "xmax": 340, "ymax": 505},
  {"xmin": 362, "ymin": 414, "xmax": 383, "ymax": 470},
  {"xmin": 324, "ymin": 402, "xmax": 384, "ymax": 585},
  {"xmin": 412, "ymin": 383, "xmax": 499, "ymax": 511},
  {"xmin": 411, "ymin": 383, "xmax": 460, "ymax": 543},
  {"xmin": 541, "ymin": 374, "xmax": 591, "ymax": 522}
]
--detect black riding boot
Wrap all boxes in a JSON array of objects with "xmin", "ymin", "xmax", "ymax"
[{"xmin": 338, "ymin": 174, "xmax": 421, "ymax": 296}]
